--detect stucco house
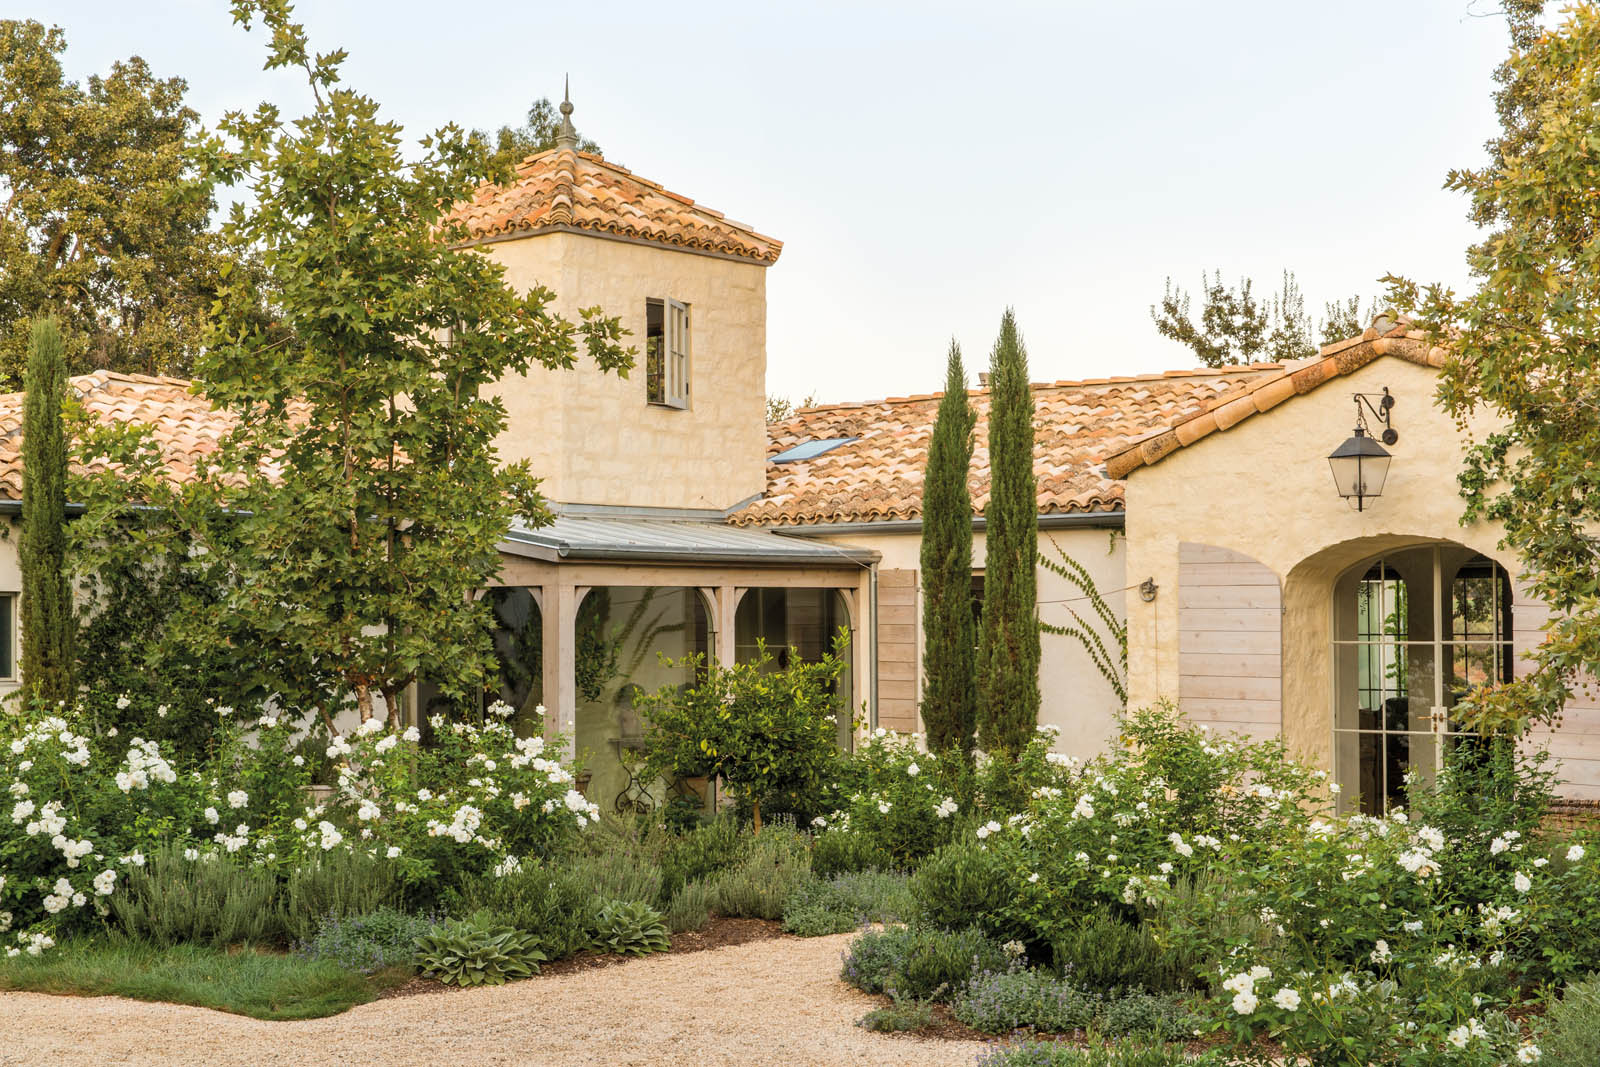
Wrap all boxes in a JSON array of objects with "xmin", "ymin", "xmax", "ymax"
[
  {"xmin": 755, "ymin": 320, "xmax": 1600, "ymax": 813},
  {"xmin": 0, "ymin": 101, "xmax": 1594, "ymax": 816}
]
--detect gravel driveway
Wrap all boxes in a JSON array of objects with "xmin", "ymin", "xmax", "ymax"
[{"xmin": 0, "ymin": 931, "xmax": 989, "ymax": 1067}]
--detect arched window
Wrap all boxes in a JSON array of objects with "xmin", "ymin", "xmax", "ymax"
[{"xmin": 1333, "ymin": 547, "xmax": 1512, "ymax": 815}]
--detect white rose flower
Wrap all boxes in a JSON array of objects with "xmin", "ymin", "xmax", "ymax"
[
  {"xmin": 1517, "ymin": 1044, "xmax": 1542, "ymax": 1063},
  {"xmin": 227, "ymin": 790, "xmax": 248, "ymax": 810},
  {"xmin": 1514, "ymin": 871, "xmax": 1532, "ymax": 894},
  {"xmin": 1231, "ymin": 990, "xmax": 1258, "ymax": 1015},
  {"xmin": 1271, "ymin": 988, "xmax": 1301, "ymax": 1012},
  {"xmin": 1567, "ymin": 844, "xmax": 1586, "ymax": 863},
  {"xmin": 906, "ymin": 763, "xmax": 920, "ymax": 777},
  {"xmin": 203, "ymin": 807, "xmax": 220, "ymax": 825}
]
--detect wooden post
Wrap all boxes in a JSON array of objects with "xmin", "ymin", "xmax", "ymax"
[{"xmin": 541, "ymin": 582, "xmax": 581, "ymax": 760}]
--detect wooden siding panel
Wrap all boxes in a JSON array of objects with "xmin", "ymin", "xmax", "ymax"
[
  {"xmin": 876, "ymin": 569, "xmax": 920, "ymax": 734},
  {"xmin": 1514, "ymin": 582, "xmax": 1600, "ymax": 798},
  {"xmin": 1177, "ymin": 543, "xmax": 1282, "ymax": 739}
]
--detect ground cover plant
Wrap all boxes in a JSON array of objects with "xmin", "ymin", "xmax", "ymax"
[{"xmin": 0, "ymin": 937, "xmax": 401, "ymax": 1020}]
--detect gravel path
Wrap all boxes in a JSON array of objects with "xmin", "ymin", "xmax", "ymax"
[{"xmin": 0, "ymin": 931, "xmax": 989, "ymax": 1067}]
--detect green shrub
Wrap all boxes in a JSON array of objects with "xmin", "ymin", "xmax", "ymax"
[
  {"xmin": 561, "ymin": 849, "xmax": 664, "ymax": 909},
  {"xmin": 1100, "ymin": 989, "xmax": 1197, "ymax": 1040},
  {"xmin": 590, "ymin": 900, "xmax": 671, "ymax": 956},
  {"xmin": 1051, "ymin": 908, "xmax": 1186, "ymax": 992},
  {"xmin": 977, "ymin": 1041, "xmax": 1221, "ymax": 1067},
  {"xmin": 841, "ymin": 924, "xmax": 1009, "ymax": 1002},
  {"xmin": 413, "ymin": 911, "xmax": 547, "ymax": 986},
  {"xmin": 455, "ymin": 863, "xmax": 598, "ymax": 960},
  {"xmin": 810, "ymin": 826, "xmax": 894, "ymax": 878},
  {"xmin": 953, "ymin": 967, "xmax": 1096, "ymax": 1034},
  {"xmin": 708, "ymin": 827, "xmax": 812, "ymax": 920},
  {"xmin": 111, "ymin": 844, "xmax": 284, "ymax": 947},
  {"xmin": 910, "ymin": 838, "xmax": 1011, "ymax": 936},
  {"xmin": 1542, "ymin": 972, "xmax": 1600, "ymax": 1067},
  {"xmin": 298, "ymin": 906, "xmax": 436, "ymax": 974},
  {"xmin": 782, "ymin": 870, "xmax": 913, "ymax": 937},
  {"xmin": 665, "ymin": 879, "xmax": 712, "ymax": 933},
  {"xmin": 857, "ymin": 987, "xmax": 937, "ymax": 1032},
  {"xmin": 283, "ymin": 849, "xmax": 401, "ymax": 943},
  {"xmin": 660, "ymin": 816, "xmax": 746, "ymax": 897}
]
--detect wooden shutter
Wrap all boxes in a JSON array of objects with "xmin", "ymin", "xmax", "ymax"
[
  {"xmin": 1177, "ymin": 543, "xmax": 1281, "ymax": 740},
  {"xmin": 667, "ymin": 299, "xmax": 690, "ymax": 408},
  {"xmin": 877, "ymin": 569, "xmax": 919, "ymax": 733},
  {"xmin": 1516, "ymin": 581, "xmax": 1600, "ymax": 800}
]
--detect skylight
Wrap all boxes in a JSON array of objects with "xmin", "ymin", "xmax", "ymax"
[{"xmin": 771, "ymin": 437, "xmax": 858, "ymax": 463}]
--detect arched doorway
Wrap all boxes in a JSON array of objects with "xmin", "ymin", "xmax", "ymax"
[{"xmin": 1331, "ymin": 544, "xmax": 1513, "ymax": 814}]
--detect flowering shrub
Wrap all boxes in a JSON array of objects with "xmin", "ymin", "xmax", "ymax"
[
  {"xmin": 817, "ymin": 723, "xmax": 1074, "ymax": 866},
  {"xmin": 985, "ymin": 708, "xmax": 1325, "ymax": 952},
  {"xmin": 817, "ymin": 727, "xmax": 965, "ymax": 864},
  {"xmin": 0, "ymin": 698, "xmax": 595, "ymax": 953}
]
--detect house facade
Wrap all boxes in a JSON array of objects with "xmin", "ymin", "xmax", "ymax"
[{"xmin": 0, "ymin": 104, "xmax": 1593, "ymax": 814}]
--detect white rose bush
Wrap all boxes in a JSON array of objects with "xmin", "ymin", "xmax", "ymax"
[{"xmin": 0, "ymin": 698, "xmax": 595, "ymax": 954}]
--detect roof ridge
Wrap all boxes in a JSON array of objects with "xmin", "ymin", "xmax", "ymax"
[
  {"xmin": 455, "ymin": 149, "xmax": 781, "ymax": 263},
  {"xmin": 1103, "ymin": 320, "xmax": 1450, "ymax": 481}
]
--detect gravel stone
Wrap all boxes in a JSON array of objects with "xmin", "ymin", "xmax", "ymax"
[{"xmin": 0, "ymin": 931, "xmax": 986, "ymax": 1066}]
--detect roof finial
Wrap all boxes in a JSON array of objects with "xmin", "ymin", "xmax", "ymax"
[{"xmin": 556, "ymin": 75, "xmax": 578, "ymax": 151}]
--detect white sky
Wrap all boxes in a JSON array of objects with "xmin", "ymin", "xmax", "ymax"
[{"xmin": 50, "ymin": 1, "xmax": 1507, "ymax": 405}]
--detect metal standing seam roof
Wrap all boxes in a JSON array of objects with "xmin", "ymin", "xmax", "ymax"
[{"xmin": 500, "ymin": 515, "xmax": 879, "ymax": 567}]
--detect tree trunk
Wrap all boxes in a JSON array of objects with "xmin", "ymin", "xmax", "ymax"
[
  {"xmin": 750, "ymin": 798, "xmax": 762, "ymax": 835},
  {"xmin": 356, "ymin": 683, "xmax": 375, "ymax": 722}
]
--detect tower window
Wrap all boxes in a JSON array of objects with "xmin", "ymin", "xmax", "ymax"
[{"xmin": 645, "ymin": 298, "xmax": 690, "ymax": 408}]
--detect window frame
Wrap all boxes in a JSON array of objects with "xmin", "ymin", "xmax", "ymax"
[{"xmin": 645, "ymin": 297, "xmax": 691, "ymax": 409}]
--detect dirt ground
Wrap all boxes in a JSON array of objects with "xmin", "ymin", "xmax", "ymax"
[{"xmin": 0, "ymin": 929, "xmax": 991, "ymax": 1067}]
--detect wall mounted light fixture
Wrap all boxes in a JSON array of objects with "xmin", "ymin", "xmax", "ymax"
[{"xmin": 1328, "ymin": 388, "xmax": 1397, "ymax": 511}]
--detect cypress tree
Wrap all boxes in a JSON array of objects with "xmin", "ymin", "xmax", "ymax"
[
  {"xmin": 976, "ymin": 309, "xmax": 1040, "ymax": 756},
  {"xmin": 919, "ymin": 341, "xmax": 977, "ymax": 756},
  {"xmin": 21, "ymin": 316, "xmax": 74, "ymax": 709}
]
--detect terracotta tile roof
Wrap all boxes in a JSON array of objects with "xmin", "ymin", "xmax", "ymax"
[
  {"xmin": 1102, "ymin": 316, "xmax": 1449, "ymax": 480},
  {"xmin": 447, "ymin": 148, "xmax": 782, "ymax": 264},
  {"xmin": 729, "ymin": 366, "xmax": 1281, "ymax": 527},
  {"xmin": 0, "ymin": 371, "xmax": 233, "ymax": 499}
]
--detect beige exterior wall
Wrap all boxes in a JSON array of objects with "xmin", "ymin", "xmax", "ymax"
[
  {"xmin": 0, "ymin": 523, "xmax": 18, "ymax": 700},
  {"xmin": 812, "ymin": 524, "xmax": 1128, "ymax": 760},
  {"xmin": 482, "ymin": 232, "xmax": 770, "ymax": 511},
  {"xmin": 1117, "ymin": 357, "xmax": 1600, "ymax": 789}
]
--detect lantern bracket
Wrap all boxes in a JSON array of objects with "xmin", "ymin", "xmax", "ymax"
[{"xmin": 1353, "ymin": 389, "xmax": 1398, "ymax": 445}]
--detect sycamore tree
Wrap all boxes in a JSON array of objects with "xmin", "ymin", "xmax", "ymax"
[
  {"xmin": 1386, "ymin": 2, "xmax": 1600, "ymax": 734},
  {"xmin": 191, "ymin": 0, "xmax": 632, "ymax": 728},
  {"xmin": 0, "ymin": 19, "xmax": 236, "ymax": 385},
  {"xmin": 1152, "ymin": 269, "xmax": 1374, "ymax": 366}
]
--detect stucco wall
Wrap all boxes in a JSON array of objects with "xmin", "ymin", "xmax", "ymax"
[
  {"xmin": 0, "ymin": 523, "xmax": 18, "ymax": 699},
  {"xmin": 1122, "ymin": 357, "xmax": 1527, "ymax": 774},
  {"xmin": 482, "ymin": 231, "xmax": 769, "ymax": 511},
  {"xmin": 813, "ymin": 524, "xmax": 1127, "ymax": 760}
]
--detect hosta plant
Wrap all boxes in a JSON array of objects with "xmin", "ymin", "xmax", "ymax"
[
  {"xmin": 413, "ymin": 911, "xmax": 547, "ymax": 986},
  {"xmin": 589, "ymin": 899, "xmax": 671, "ymax": 957}
]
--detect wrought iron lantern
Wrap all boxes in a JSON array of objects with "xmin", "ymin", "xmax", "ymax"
[{"xmin": 1328, "ymin": 389, "xmax": 1396, "ymax": 511}]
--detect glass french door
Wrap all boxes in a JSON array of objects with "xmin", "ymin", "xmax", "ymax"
[{"xmin": 1332, "ymin": 546, "xmax": 1513, "ymax": 815}]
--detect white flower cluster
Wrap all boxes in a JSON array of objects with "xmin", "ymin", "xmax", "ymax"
[
  {"xmin": 934, "ymin": 796, "xmax": 959, "ymax": 819},
  {"xmin": 115, "ymin": 739, "xmax": 177, "ymax": 793},
  {"xmin": 1221, "ymin": 965, "xmax": 1274, "ymax": 1015}
]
